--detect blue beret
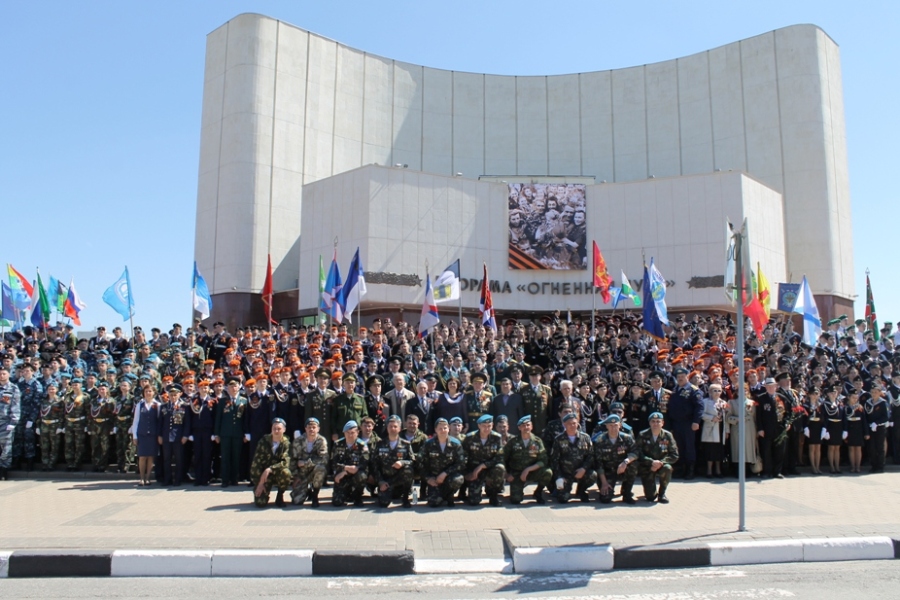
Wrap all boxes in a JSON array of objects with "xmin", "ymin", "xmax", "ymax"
[
  {"xmin": 305, "ymin": 417, "xmax": 320, "ymax": 426},
  {"xmin": 609, "ymin": 402, "xmax": 625, "ymax": 410},
  {"xmin": 434, "ymin": 417, "xmax": 449, "ymax": 426},
  {"xmin": 673, "ymin": 367, "xmax": 689, "ymax": 376},
  {"xmin": 649, "ymin": 411, "xmax": 664, "ymax": 420},
  {"xmin": 562, "ymin": 412, "xmax": 578, "ymax": 423},
  {"xmin": 517, "ymin": 415, "xmax": 532, "ymax": 427},
  {"xmin": 343, "ymin": 420, "xmax": 359, "ymax": 432},
  {"xmin": 449, "ymin": 416, "xmax": 463, "ymax": 424},
  {"xmin": 477, "ymin": 414, "xmax": 493, "ymax": 424},
  {"xmin": 604, "ymin": 414, "xmax": 622, "ymax": 424},
  {"xmin": 272, "ymin": 417, "xmax": 286, "ymax": 427},
  {"xmin": 70, "ymin": 377, "xmax": 84, "ymax": 384},
  {"xmin": 386, "ymin": 414, "xmax": 402, "ymax": 423}
]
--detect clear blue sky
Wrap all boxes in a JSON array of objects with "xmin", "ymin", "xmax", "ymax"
[{"xmin": 2, "ymin": 1, "xmax": 897, "ymax": 332}]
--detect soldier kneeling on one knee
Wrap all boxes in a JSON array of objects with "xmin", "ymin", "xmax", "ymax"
[
  {"xmin": 594, "ymin": 414, "xmax": 638, "ymax": 504},
  {"xmin": 251, "ymin": 418, "xmax": 292, "ymax": 508},
  {"xmin": 372, "ymin": 414, "xmax": 416, "ymax": 508},
  {"xmin": 637, "ymin": 411, "xmax": 679, "ymax": 503}
]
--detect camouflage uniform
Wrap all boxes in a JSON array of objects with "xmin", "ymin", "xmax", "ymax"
[
  {"xmin": 461, "ymin": 431, "xmax": 506, "ymax": 504},
  {"xmin": 87, "ymin": 395, "xmax": 117, "ymax": 471},
  {"xmin": 371, "ymin": 437, "xmax": 416, "ymax": 507},
  {"xmin": 550, "ymin": 430, "xmax": 596, "ymax": 502},
  {"xmin": 0, "ymin": 381, "xmax": 22, "ymax": 471},
  {"xmin": 402, "ymin": 429, "xmax": 428, "ymax": 454},
  {"xmin": 330, "ymin": 438, "xmax": 370, "ymax": 506},
  {"xmin": 12, "ymin": 377, "xmax": 41, "ymax": 467},
  {"xmin": 521, "ymin": 384, "xmax": 552, "ymax": 436},
  {"xmin": 63, "ymin": 391, "xmax": 87, "ymax": 469},
  {"xmin": 249, "ymin": 433, "xmax": 292, "ymax": 507},
  {"xmin": 114, "ymin": 393, "xmax": 136, "ymax": 472},
  {"xmin": 593, "ymin": 431, "xmax": 639, "ymax": 503},
  {"xmin": 290, "ymin": 433, "xmax": 329, "ymax": 505},
  {"xmin": 637, "ymin": 427, "xmax": 679, "ymax": 501},
  {"xmin": 418, "ymin": 436, "xmax": 465, "ymax": 507},
  {"xmin": 503, "ymin": 434, "xmax": 553, "ymax": 504},
  {"xmin": 38, "ymin": 393, "xmax": 65, "ymax": 469}
]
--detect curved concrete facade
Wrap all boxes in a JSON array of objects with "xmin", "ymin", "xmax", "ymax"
[{"xmin": 195, "ymin": 13, "xmax": 852, "ymax": 326}]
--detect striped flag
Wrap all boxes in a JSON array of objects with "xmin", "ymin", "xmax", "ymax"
[{"xmin": 479, "ymin": 263, "xmax": 496, "ymax": 333}]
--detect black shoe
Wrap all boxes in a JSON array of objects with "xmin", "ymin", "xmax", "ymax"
[
  {"xmin": 774, "ymin": 474, "xmax": 784, "ymax": 479},
  {"xmin": 25, "ymin": 459, "xmax": 34, "ymax": 472},
  {"xmin": 579, "ymin": 492, "xmax": 591, "ymax": 503},
  {"xmin": 353, "ymin": 495, "xmax": 364, "ymax": 507},
  {"xmin": 311, "ymin": 491, "xmax": 320, "ymax": 508},
  {"xmin": 657, "ymin": 494, "xmax": 669, "ymax": 504},
  {"xmin": 446, "ymin": 497, "xmax": 455, "ymax": 507},
  {"xmin": 622, "ymin": 495, "xmax": 637, "ymax": 505},
  {"xmin": 402, "ymin": 495, "xmax": 412, "ymax": 508},
  {"xmin": 534, "ymin": 486, "xmax": 546, "ymax": 505},
  {"xmin": 684, "ymin": 471, "xmax": 696, "ymax": 481},
  {"xmin": 644, "ymin": 493, "xmax": 657, "ymax": 503},
  {"xmin": 0, "ymin": 468, "xmax": 7, "ymax": 481},
  {"xmin": 489, "ymin": 494, "xmax": 501, "ymax": 507},
  {"xmin": 275, "ymin": 491, "xmax": 285, "ymax": 508}
]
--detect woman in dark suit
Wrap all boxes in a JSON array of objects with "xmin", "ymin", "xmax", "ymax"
[{"xmin": 132, "ymin": 385, "xmax": 161, "ymax": 486}]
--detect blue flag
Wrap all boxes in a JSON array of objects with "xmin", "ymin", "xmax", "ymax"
[
  {"xmin": 48, "ymin": 276, "xmax": 60, "ymax": 311},
  {"xmin": 1, "ymin": 282, "xmax": 16, "ymax": 324},
  {"xmin": 192, "ymin": 262, "xmax": 213, "ymax": 320},
  {"xmin": 103, "ymin": 267, "xmax": 135, "ymax": 321},
  {"xmin": 341, "ymin": 247, "xmax": 367, "ymax": 321},
  {"xmin": 319, "ymin": 250, "xmax": 344, "ymax": 323},
  {"xmin": 641, "ymin": 263, "xmax": 665, "ymax": 340},
  {"xmin": 648, "ymin": 258, "xmax": 669, "ymax": 326}
]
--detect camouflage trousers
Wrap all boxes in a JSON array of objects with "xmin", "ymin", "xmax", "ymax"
[
  {"xmin": 332, "ymin": 471, "xmax": 367, "ymax": 506},
  {"xmin": 0, "ymin": 428, "xmax": 12, "ymax": 468},
  {"xmin": 89, "ymin": 423, "xmax": 113, "ymax": 469},
  {"xmin": 12, "ymin": 421, "xmax": 37, "ymax": 462},
  {"xmin": 116, "ymin": 423, "xmax": 135, "ymax": 470},
  {"xmin": 639, "ymin": 463, "xmax": 673, "ymax": 500},
  {"xmin": 554, "ymin": 469, "xmax": 597, "ymax": 503},
  {"xmin": 64, "ymin": 420, "xmax": 86, "ymax": 468},
  {"xmin": 291, "ymin": 462, "xmax": 327, "ymax": 504},
  {"xmin": 253, "ymin": 465, "xmax": 292, "ymax": 507},
  {"xmin": 598, "ymin": 464, "xmax": 637, "ymax": 503},
  {"xmin": 377, "ymin": 466, "xmax": 415, "ymax": 507},
  {"xmin": 465, "ymin": 464, "xmax": 507, "ymax": 505},
  {"xmin": 508, "ymin": 466, "xmax": 554, "ymax": 503},
  {"xmin": 425, "ymin": 473, "xmax": 464, "ymax": 507},
  {"xmin": 39, "ymin": 423, "xmax": 63, "ymax": 468}
]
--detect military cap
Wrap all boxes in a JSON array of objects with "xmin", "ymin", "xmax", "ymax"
[
  {"xmin": 775, "ymin": 372, "xmax": 790, "ymax": 382},
  {"xmin": 648, "ymin": 411, "xmax": 664, "ymax": 421},
  {"xmin": 477, "ymin": 414, "xmax": 493, "ymax": 424},
  {"xmin": 59, "ymin": 371, "xmax": 73, "ymax": 379},
  {"xmin": 649, "ymin": 370, "xmax": 666, "ymax": 380},
  {"xmin": 471, "ymin": 373, "xmax": 488, "ymax": 384},
  {"xmin": 855, "ymin": 318, "xmax": 865, "ymax": 325},
  {"xmin": 496, "ymin": 415, "xmax": 508, "ymax": 423},
  {"xmin": 673, "ymin": 367, "xmax": 689, "ymax": 376},
  {"xmin": 827, "ymin": 318, "xmax": 841, "ymax": 326},
  {"xmin": 225, "ymin": 375, "xmax": 242, "ymax": 385},
  {"xmin": 139, "ymin": 373, "xmax": 151, "ymax": 381},
  {"xmin": 517, "ymin": 415, "xmax": 532, "ymax": 427},
  {"xmin": 97, "ymin": 381, "xmax": 109, "ymax": 388},
  {"xmin": 434, "ymin": 417, "xmax": 449, "ymax": 426},
  {"xmin": 386, "ymin": 414, "xmax": 402, "ymax": 424},
  {"xmin": 343, "ymin": 420, "xmax": 359, "ymax": 432},
  {"xmin": 314, "ymin": 367, "xmax": 331, "ymax": 379},
  {"xmin": 121, "ymin": 359, "xmax": 133, "ymax": 366},
  {"xmin": 342, "ymin": 372, "xmax": 357, "ymax": 382},
  {"xmin": 305, "ymin": 417, "xmax": 320, "ymax": 426},
  {"xmin": 497, "ymin": 376, "xmax": 512, "ymax": 384},
  {"xmin": 528, "ymin": 365, "xmax": 544, "ymax": 376},
  {"xmin": 449, "ymin": 416, "xmax": 463, "ymax": 425},
  {"xmin": 562, "ymin": 412, "xmax": 578, "ymax": 423},
  {"xmin": 167, "ymin": 384, "xmax": 183, "ymax": 393},
  {"xmin": 609, "ymin": 401, "xmax": 625, "ymax": 411},
  {"xmin": 271, "ymin": 417, "xmax": 286, "ymax": 427},
  {"xmin": 366, "ymin": 374, "xmax": 384, "ymax": 388}
]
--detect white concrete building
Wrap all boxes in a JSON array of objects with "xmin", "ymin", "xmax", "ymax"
[{"xmin": 194, "ymin": 13, "xmax": 852, "ymax": 327}]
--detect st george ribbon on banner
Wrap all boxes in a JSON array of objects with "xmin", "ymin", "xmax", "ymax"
[{"xmin": 103, "ymin": 267, "xmax": 135, "ymax": 321}]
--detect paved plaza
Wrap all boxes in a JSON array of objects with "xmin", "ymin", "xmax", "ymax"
[{"xmin": 2, "ymin": 467, "xmax": 897, "ymax": 560}]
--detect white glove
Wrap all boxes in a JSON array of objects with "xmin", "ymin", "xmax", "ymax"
[
  {"xmin": 35, "ymin": 428, "xmax": 41, "ymax": 436},
  {"xmin": 211, "ymin": 435, "xmax": 216, "ymax": 441},
  {"xmin": 556, "ymin": 478, "xmax": 565, "ymax": 490},
  {"xmin": 889, "ymin": 422, "xmax": 894, "ymax": 428},
  {"xmin": 112, "ymin": 427, "xmax": 117, "ymax": 434},
  {"xmin": 56, "ymin": 428, "xmax": 64, "ymax": 434},
  {"xmin": 5, "ymin": 424, "xmax": 13, "ymax": 431},
  {"xmin": 25, "ymin": 421, "xmax": 33, "ymax": 429},
  {"xmin": 244, "ymin": 433, "xmax": 251, "ymax": 441},
  {"xmin": 189, "ymin": 435, "xmax": 194, "ymax": 441},
  {"xmin": 842, "ymin": 431, "xmax": 848, "ymax": 440},
  {"xmin": 819, "ymin": 429, "xmax": 825, "ymax": 441},
  {"xmin": 822, "ymin": 430, "xmax": 830, "ymax": 440},
  {"xmin": 803, "ymin": 427, "xmax": 810, "ymax": 438},
  {"xmin": 870, "ymin": 423, "xmax": 877, "ymax": 432}
]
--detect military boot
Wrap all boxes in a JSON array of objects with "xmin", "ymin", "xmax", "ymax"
[
  {"xmin": 533, "ymin": 485, "xmax": 546, "ymax": 505},
  {"xmin": 621, "ymin": 482, "xmax": 637, "ymax": 504},
  {"xmin": 657, "ymin": 484, "xmax": 669, "ymax": 503},
  {"xmin": 310, "ymin": 490, "xmax": 320, "ymax": 507}
]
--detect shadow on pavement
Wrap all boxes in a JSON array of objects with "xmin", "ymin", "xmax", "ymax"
[{"xmin": 495, "ymin": 572, "xmax": 593, "ymax": 593}]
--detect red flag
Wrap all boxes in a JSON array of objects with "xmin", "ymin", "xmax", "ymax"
[
  {"xmin": 592, "ymin": 241, "xmax": 612, "ymax": 304},
  {"xmin": 742, "ymin": 271, "xmax": 767, "ymax": 339},
  {"xmin": 261, "ymin": 254, "xmax": 276, "ymax": 325}
]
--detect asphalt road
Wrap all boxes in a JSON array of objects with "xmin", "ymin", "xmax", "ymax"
[{"xmin": 2, "ymin": 561, "xmax": 898, "ymax": 599}]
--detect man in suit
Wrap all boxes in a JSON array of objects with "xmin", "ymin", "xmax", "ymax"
[
  {"xmin": 491, "ymin": 377, "xmax": 525, "ymax": 427},
  {"xmin": 404, "ymin": 380, "xmax": 434, "ymax": 435},
  {"xmin": 384, "ymin": 373, "xmax": 415, "ymax": 420}
]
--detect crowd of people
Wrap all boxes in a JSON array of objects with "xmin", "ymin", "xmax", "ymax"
[{"xmin": 0, "ymin": 310, "xmax": 897, "ymax": 510}]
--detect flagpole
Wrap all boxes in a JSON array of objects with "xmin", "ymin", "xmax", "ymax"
[
  {"xmin": 591, "ymin": 284, "xmax": 596, "ymax": 358},
  {"xmin": 734, "ymin": 225, "xmax": 747, "ymax": 533},
  {"xmin": 456, "ymin": 259, "xmax": 463, "ymax": 331}
]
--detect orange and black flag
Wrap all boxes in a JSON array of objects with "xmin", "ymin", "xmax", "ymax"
[{"xmin": 592, "ymin": 241, "xmax": 612, "ymax": 303}]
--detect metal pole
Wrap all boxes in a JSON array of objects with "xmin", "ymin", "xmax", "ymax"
[
  {"xmin": 734, "ymin": 225, "xmax": 747, "ymax": 532},
  {"xmin": 591, "ymin": 284, "xmax": 596, "ymax": 358},
  {"xmin": 457, "ymin": 259, "xmax": 463, "ymax": 332}
]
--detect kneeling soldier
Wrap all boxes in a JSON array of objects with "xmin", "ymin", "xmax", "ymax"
[
  {"xmin": 638, "ymin": 411, "xmax": 679, "ymax": 503},
  {"xmin": 291, "ymin": 417, "xmax": 329, "ymax": 506},
  {"xmin": 594, "ymin": 414, "xmax": 639, "ymax": 504},
  {"xmin": 419, "ymin": 417, "xmax": 465, "ymax": 507},
  {"xmin": 551, "ymin": 412, "xmax": 596, "ymax": 503},
  {"xmin": 462, "ymin": 414, "xmax": 506, "ymax": 506},
  {"xmin": 372, "ymin": 414, "xmax": 416, "ymax": 508},
  {"xmin": 504, "ymin": 415, "xmax": 553, "ymax": 504},
  {"xmin": 250, "ymin": 418, "xmax": 292, "ymax": 508},
  {"xmin": 331, "ymin": 420, "xmax": 369, "ymax": 507}
]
